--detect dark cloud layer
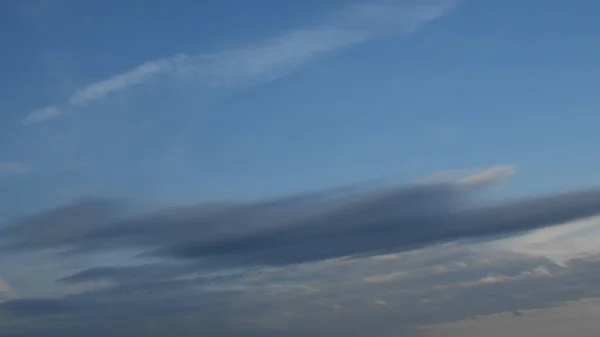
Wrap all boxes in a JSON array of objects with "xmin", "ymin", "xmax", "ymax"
[
  {"xmin": 0, "ymin": 298, "xmax": 81, "ymax": 317},
  {"xmin": 157, "ymin": 188, "xmax": 600, "ymax": 267},
  {"xmin": 0, "ymin": 198, "xmax": 124, "ymax": 252},
  {"xmin": 6, "ymin": 245, "xmax": 600, "ymax": 337},
  {"xmin": 3, "ymin": 179, "xmax": 600, "ymax": 270}
]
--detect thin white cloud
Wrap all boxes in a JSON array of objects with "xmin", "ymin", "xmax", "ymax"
[
  {"xmin": 492, "ymin": 215, "xmax": 600, "ymax": 264},
  {"xmin": 68, "ymin": 59, "xmax": 175, "ymax": 106},
  {"xmin": 22, "ymin": 0, "xmax": 458, "ymax": 125},
  {"xmin": 334, "ymin": 0, "xmax": 458, "ymax": 35},
  {"xmin": 374, "ymin": 299, "xmax": 388, "ymax": 306},
  {"xmin": 364, "ymin": 271, "xmax": 408, "ymax": 284},
  {"xmin": 415, "ymin": 165, "xmax": 517, "ymax": 187},
  {"xmin": 457, "ymin": 165, "xmax": 516, "ymax": 186},
  {"xmin": 192, "ymin": 28, "xmax": 369, "ymax": 88},
  {"xmin": 459, "ymin": 266, "xmax": 551, "ymax": 287},
  {"xmin": 0, "ymin": 162, "xmax": 32, "ymax": 174},
  {"xmin": 21, "ymin": 106, "xmax": 62, "ymax": 125},
  {"xmin": 363, "ymin": 265, "xmax": 449, "ymax": 284}
]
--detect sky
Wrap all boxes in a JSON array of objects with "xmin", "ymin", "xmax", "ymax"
[{"xmin": 2, "ymin": 0, "xmax": 600, "ymax": 336}]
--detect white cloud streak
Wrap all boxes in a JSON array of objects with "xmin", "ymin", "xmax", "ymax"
[
  {"xmin": 415, "ymin": 165, "xmax": 517, "ymax": 187},
  {"xmin": 492, "ymin": 215, "xmax": 600, "ymax": 264},
  {"xmin": 21, "ymin": 106, "xmax": 62, "ymax": 125},
  {"xmin": 457, "ymin": 165, "xmax": 516, "ymax": 186},
  {"xmin": 22, "ymin": 0, "xmax": 457, "ymax": 125},
  {"xmin": 192, "ymin": 28, "xmax": 369, "ymax": 88},
  {"xmin": 67, "ymin": 59, "xmax": 175, "ymax": 106}
]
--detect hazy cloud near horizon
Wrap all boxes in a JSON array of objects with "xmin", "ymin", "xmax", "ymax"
[
  {"xmin": 5, "ymin": 236, "xmax": 600, "ymax": 336},
  {"xmin": 3, "ymin": 166, "xmax": 600, "ymax": 336}
]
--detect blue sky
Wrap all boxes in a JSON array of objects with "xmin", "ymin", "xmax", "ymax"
[
  {"xmin": 3, "ymin": 1, "xmax": 600, "ymax": 336},
  {"xmin": 2, "ymin": 0, "xmax": 600, "ymax": 218}
]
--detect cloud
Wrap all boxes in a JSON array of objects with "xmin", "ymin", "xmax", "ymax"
[
  {"xmin": 21, "ymin": 0, "xmax": 457, "ymax": 125},
  {"xmin": 1, "ymin": 197, "xmax": 124, "ymax": 252},
  {"xmin": 21, "ymin": 106, "xmax": 62, "ymax": 125},
  {"xmin": 5, "ymin": 242, "xmax": 600, "ymax": 337},
  {"xmin": 333, "ymin": 0, "xmax": 458, "ymax": 35},
  {"xmin": 0, "ymin": 162, "xmax": 32, "ymax": 174},
  {"xmin": 0, "ymin": 278, "xmax": 16, "ymax": 301},
  {"xmin": 152, "ymin": 185, "xmax": 600, "ymax": 267},
  {"xmin": 456, "ymin": 165, "xmax": 516, "ymax": 186},
  {"xmin": 4, "ymin": 163, "xmax": 600, "ymax": 336},
  {"xmin": 492, "ymin": 215, "xmax": 600, "ymax": 264},
  {"xmin": 363, "ymin": 271, "xmax": 409, "ymax": 284},
  {"xmin": 4, "ymin": 165, "xmax": 600, "ymax": 273},
  {"xmin": 191, "ymin": 28, "xmax": 368, "ymax": 88},
  {"xmin": 442, "ymin": 266, "xmax": 552, "ymax": 289},
  {"xmin": 417, "ymin": 165, "xmax": 516, "ymax": 186},
  {"xmin": 55, "ymin": 262, "xmax": 224, "ymax": 289},
  {"xmin": 419, "ymin": 298, "xmax": 600, "ymax": 337},
  {"xmin": 0, "ymin": 298, "xmax": 79, "ymax": 317},
  {"xmin": 67, "ymin": 60, "xmax": 175, "ymax": 106}
]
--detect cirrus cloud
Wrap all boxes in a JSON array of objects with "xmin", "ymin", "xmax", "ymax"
[{"xmin": 21, "ymin": 0, "xmax": 457, "ymax": 125}]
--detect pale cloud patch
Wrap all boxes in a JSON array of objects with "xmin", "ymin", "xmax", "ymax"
[
  {"xmin": 456, "ymin": 165, "xmax": 516, "ymax": 186},
  {"xmin": 192, "ymin": 28, "xmax": 368, "ymax": 88},
  {"xmin": 21, "ymin": 106, "xmax": 62, "ymax": 125},
  {"xmin": 374, "ymin": 299, "xmax": 388, "ymax": 306},
  {"xmin": 418, "ymin": 298, "xmax": 600, "ymax": 337},
  {"xmin": 363, "ymin": 271, "xmax": 408, "ymax": 284},
  {"xmin": 22, "ymin": 0, "xmax": 458, "ymax": 125},
  {"xmin": 67, "ymin": 59, "xmax": 176, "ymax": 106},
  {"xmin": 491, "ymin": 215, "xmax": 600, "ymax": 264},
  {"xmin": 416, "ymin": 164, "xmax": 516, "ymax": 186},
  {"xmin": 0, "ymin": 277, "xmax": 16, "ymax": 300},
  {"xmin": 362, "ymin": 264, "xmax": 449, "ymax": 284},
  {"xmin": 334, "ymin": 0, "xmax": 458, "ymax": 35},
  {"xmin": 448, "ymin": 266, "xmax": 552, "ymax": 288}
]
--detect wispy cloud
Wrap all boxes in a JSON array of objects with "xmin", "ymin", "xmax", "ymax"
[
  {"xmin": 0, "ymin": 162, "xmax": 32, "ymax": 174},
  {"xmin": 67, "ymin": 59, "xmax": 175, "ymax": 106},
  {"xmin": 22, "ymin": 0, "xmax": 457, "ymax": 125},
  {"xmin": 21, "ymin": 107, "xmax": 62, "ymax": 125},
  {"xmin": 4, "ymin": 238, "xmax": 600, "ymax": 336},
  {"xmin": 416, "ymin": 165, "xmax": 516, "ymax": 186},
  {"xmin": 457, "ymin": 165, "xmax": 516, "ymax": 186},
  {"xmin": 492, "ymin": 215, "xmax": 600, "ymax": 264}
]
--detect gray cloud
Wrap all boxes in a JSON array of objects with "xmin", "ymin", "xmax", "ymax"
[
  {"xmin": 4, "ymin": 176, "xmax": 600, "ymax": 271},
  {"xmin": 3, "ymin": 167, "xmax": 600, "ymax": 337},
  {"xmin": 57, "ymin": 264, "xmax": 192, "ymax": 285},
  {"xmin": 154, "ymin": 187, "xmax": 600, "ymax": 267},
  {"xmin": 0, "ymin": 298, "xmax": 81, "ymax": 317},
  {"xmin": 6, "ymin": 243, "xmax": 600, "ymax": 337},
  {"xmin": 1, "ymin": 198, "xmax": 124, "ymax": 252}
]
